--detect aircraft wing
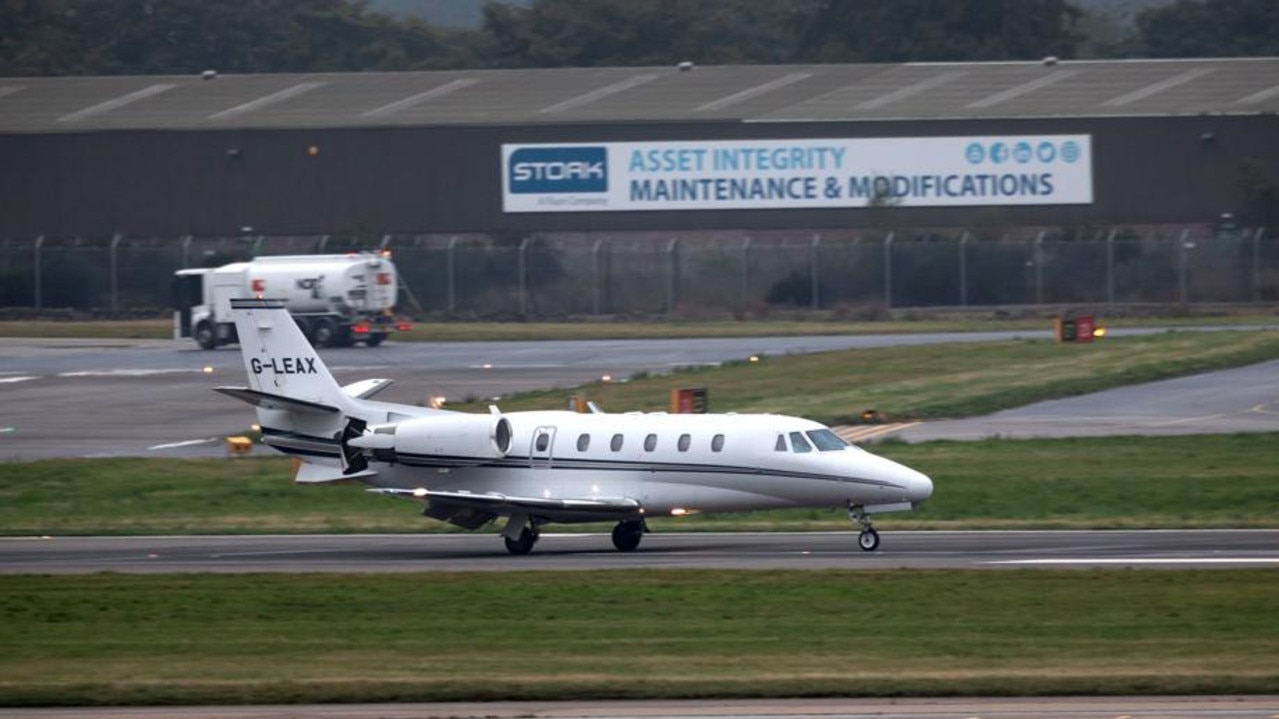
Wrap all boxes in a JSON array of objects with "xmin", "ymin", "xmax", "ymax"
[
  {"xmin": 342, "ymin": 378, "xmax": 394, "ymax": 399},
  {"xmin": 370, "ymin": 487, "xmax": 641, "ymax": 521}
]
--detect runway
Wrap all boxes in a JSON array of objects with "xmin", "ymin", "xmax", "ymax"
[
  {"xmin": 2, "ymin": 696, "xmax": 1278, "ymax": 719},
  {"xmin": 3, "ymin": 530, "xmax": 1276, "ymax": 573}
]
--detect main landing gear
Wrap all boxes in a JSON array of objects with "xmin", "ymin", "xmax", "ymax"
[
  {"xmin": 611, "ymin": 518, "xmax": 647, "ymax": 552},
  {"xmin": 503, "ymin": 517, "xmax": 541, "ymax": 556},
  {"xmin": 848, "ymin": 504, "xmax": 880, "ymax": 552}
]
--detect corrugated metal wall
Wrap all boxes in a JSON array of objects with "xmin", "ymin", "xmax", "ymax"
[{"xmin": 1, "ymin": 115, "xmax": 1275, "ymax": 238}]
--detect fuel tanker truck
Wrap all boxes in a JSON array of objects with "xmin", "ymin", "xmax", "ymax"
[{"xmin": 174, "ymin": 253, "xmax": 408, "ymax": 349}]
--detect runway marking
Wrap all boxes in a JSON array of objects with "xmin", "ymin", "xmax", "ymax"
[
  {"xmin": 58, "ymin": 368, "xmax": 204, "ymax": 378},
  {"xmin": 148, "ymin": 438, "xmax": 220, "ymax": 450},
  {"xmin": 0, "ymin": 375, "xmax": 37, "ymax": 384},
  {"xmin": 987, "ymin": 558, "xmax": 1279, "ymax": 565},
  {"xmin": 836, "ymin": 423, "xmax": 920, "ymax": 443}
]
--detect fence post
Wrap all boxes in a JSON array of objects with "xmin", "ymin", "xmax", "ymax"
[
  {"xmin": 1177, "ymin": 228, "xmax": 1192, "ymax": 304},
  {"xmin": 518, "ymin": 236, "xmax": 530, "ymax": 316},
  {"xmin": 109, "ymin": 233, "xmax": 122, "ymax": 313},
  {"xmin": 1105, "ymin": 228, "xmax": 1116, "ymax": 308},
  {"xmin": 665, "ymin": 238, "xmax": 679, "ymax": 314},
  {"xmin": 1254, "ymin": 227, "xmax": 1266, "ymax": 303},
  {"xmin": 740, "ymin": 235, "xmax": 752, "ymax": 307},
  {"xmin": 591, "ymin": 238, "xmax": 604, "ymax": 315},
  {"xmin": 317, "ymin": 235, "xmax": 329, "ymax": 253},
  {"xmin": 883, "ymin": 232, "xmax": 894, "ymax": 309},
  {"xmin": 379, "ymin": 234, "xmax": 392, "ymax": 252},
  {"xmin": 180, "ymin": 235, "xmax": 192, "ymax": 268},
  {"xmin": 1033, "ymin": 231, "xmax": 1045, "ymax": 305},
  {"xmin": 446, "ymin": 236, "xmax": 458, "ymax": 314},
  {"xmin": 958, "ymin": 231, "xmax": 970, "ymax": 307},
  {"xmin": 810, "ymin": 234, "xmax": 821, "ymax": 310},
  {"xmin": 33, "ymin": 235, "xmax": 44, "ymax": 310}
]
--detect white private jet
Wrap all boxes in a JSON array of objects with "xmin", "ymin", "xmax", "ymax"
[{"xmin": 216, "ymin": 298, "xmax": 933, "ymax": 555}]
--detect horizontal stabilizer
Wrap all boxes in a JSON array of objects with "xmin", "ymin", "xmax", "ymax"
[
  {"xmin": 370, "ymin": 488, "xmax": 640, "ymax": 515},
  {"xmin": 295, "ymin": 460, "xmax": 378, "ymax": 484},
  {"xmin": 342, "ymin": 378, "xmax": 395, "ymax": 400},
  {"xmin": 213, "ymin": 386, "xmax": 341, "ymax": 414}
]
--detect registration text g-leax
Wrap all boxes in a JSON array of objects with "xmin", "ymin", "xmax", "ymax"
[
  {"xmin": 509, "ymin": 147, "xmax": 608, "ymax": 194},
  {"xmin": 250, "ymin": 357, "xmax": 317, "ymax": 375}
]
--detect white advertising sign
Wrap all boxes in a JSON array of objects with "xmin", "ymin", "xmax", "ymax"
[{"xmin": 502, "ymin": 135, "xmax": 1092, "ymax": 213}]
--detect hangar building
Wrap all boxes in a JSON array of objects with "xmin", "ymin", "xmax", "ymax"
[{"xmin": 2, "ymin": 57, "xmax": 1278, "ymax": 239}]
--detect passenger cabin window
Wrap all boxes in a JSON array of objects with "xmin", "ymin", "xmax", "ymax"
[
  {"xmin": 789, "ymin": 431, "xmax": 812, "ymax": 453},
  {"xmin": 711, "ymin": 434, "xmax": 725, "ymax": 452},
  {"xmin": 644, "ymin": 433, "xmax": 658, "ymax": 452},
  {"xmin": 775, "ymin": 435, "xmax": 787, "ymax": 452},
  {"xmin": 806, "ymin": 429, "xmax": 849, "ymax": 451},
  {"xmin": 535, "ymin": 433, "xmax": 550, "ymax": 452},
  {"xmin": 610, "ymin": 433, "xmax": 624, "ymax": 452},
  {"xmin": 677, "ymin": 434, "xmax": 691, "ymax": 452},
  {"xmin": 576, "ymin": 433, "xmax": 590, "ymax": 452}
]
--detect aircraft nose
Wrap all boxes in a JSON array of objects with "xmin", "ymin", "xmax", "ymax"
[{"xmin": 906, "ymin": 468, "xmax": 934, "ymax": 503}]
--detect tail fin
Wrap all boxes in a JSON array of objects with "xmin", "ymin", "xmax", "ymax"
[{"xmin": 227, "ymin": 298, "xmax": 352, "ymax": 412}]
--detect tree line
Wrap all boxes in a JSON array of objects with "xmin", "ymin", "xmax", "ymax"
[{"xmin": 2, "ymin": 0, "xmax": 1277, "ymax": 77}]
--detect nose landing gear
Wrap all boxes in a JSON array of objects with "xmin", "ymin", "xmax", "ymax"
[{"xmin": 848, "ymin": 504, "xmax": 880, "ymax": 552}]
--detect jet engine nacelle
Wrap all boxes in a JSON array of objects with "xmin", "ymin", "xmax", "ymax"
[{"xmin": 350, "ymin": 413, "xmax": 513, "ymax": 465}]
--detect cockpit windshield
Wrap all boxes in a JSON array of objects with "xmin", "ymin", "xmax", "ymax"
[{"xmin": 805, "ymin": 429, "xmax": 850, "ymax": 451}]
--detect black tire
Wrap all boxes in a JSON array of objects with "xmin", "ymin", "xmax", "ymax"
[
  {"xmin": 611, "ymin": 519, "xmax": 645, "ymax": 552},
  {"xmin": 293, "ymin": 318, "xmax": 313, "ymax": 344},
  {"xmin": 858, "ymin": 528, "xmax": 880, "ymax": 552},
  {"xmin": 312, "ymin": 319, "xmax": 336, "ymax": 348},
  {"xmin": 195, "ymin": 322, "xmax": 217, "ymax": 350},
  {"xmin": 504, "ymin": 527, "xmax": 538, "ymax": 556},
  {"xmin": 365, "ymin": 333, "xmax": 385, "ymax": 347}
]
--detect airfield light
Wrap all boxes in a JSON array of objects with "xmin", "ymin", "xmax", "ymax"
[
  {"xmin": 601, "ymin": 374, "xmax": 612, "ymax": 383},
  {"xmin": 412, "ymin": 488, "xmax": 428, "ymax": 498},
  {"xmin": 380, "ymin": 249, "xmax": 392, "ymax": 258},
  {"xmin": 749, "ymin": 355, "xmax": 760, "ymax": 363},
  {"xmin": 202, "ymin": 366, "xmax": 214, "ymax": 374},
  {"xmin": 428, "ymin": 395, "xmax": 447, "ymax": 409},
  {"xmin": 250, "ymin": 423, "xmax": 261, "ymax": 432},
  {"xmin": 482, "ymin": 363, "xmax": 493, "ymax": 370},
  {"xmin": 307, "ymin": 145, "xmax": 319, "ymax": 157},
  {"xmin": 1093, "ymin": 327, "xmax": 1108, "ymax": 339}
]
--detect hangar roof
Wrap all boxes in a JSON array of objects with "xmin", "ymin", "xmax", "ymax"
[{"xmin": 2, "ymin": 57, "xmax": 1278, "ymax": 133}]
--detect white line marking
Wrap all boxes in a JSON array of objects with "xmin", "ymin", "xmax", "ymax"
[
  {"xmin": 987, "ymin": 558, "xmax": 1279, "ymax": 565},
  {"xmin": 148, "ymin": 438, "xmax": 220, "ymax": 450},
  {"xmin": 57, "ymin": 83, "xmax": 176, "ymax": 123},
  {"xmin": 965, "ymin": 70, "xmax": 1077, "ymax": 108},
  {"xmin": 1235, "ymin": 82, "xmax": 1279, "ymax": 105},
  {"xmin": 696, "ymin": 73, "xmax": 812, "ymax": 112},
  {"xmin": 0, "ymin": 86, "xmax": 25, "ymax": 100},
  {"xmin": 1103, "ymin": 68, "xmax": 1212, "ymax": 107},
  {"xmin": 857, "ymin": 72, "xmax": 965, "ymax": 111},
  {"xmin": 0, "ymin": 376, "xmax": 37, "ymax": 384},
  {"xmin": 362, "ymin": 78, "xmax": 478, "ymax": 117},
  {"xmin": 540, "ymin": 74, "xmax": 658, "ymax": 113},
  {"xmin": 57, "ymin": 369, "xmax": 203, "ymax": 378},
  {"xmin": 209, "ymin": 82, "xmax": 326, "ymax": 120}
]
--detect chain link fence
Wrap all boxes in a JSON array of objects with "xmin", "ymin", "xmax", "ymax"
[{"xmin": 0, "ymin": 225, "xmax": 1273, "ymax": 317}]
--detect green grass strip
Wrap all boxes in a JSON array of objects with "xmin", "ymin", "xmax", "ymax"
[
  {"xmin": 1, "ymin": 570, "xmax": 1276, "ymax": 705},
  {"xmin": 1, "ymin": 433, "xmax": 1277, "ymax": 535}
]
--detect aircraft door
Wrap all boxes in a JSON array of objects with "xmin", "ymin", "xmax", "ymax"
[{"xmin": 530, "ymin": 426, "xmax": 556, "ymax": 469}]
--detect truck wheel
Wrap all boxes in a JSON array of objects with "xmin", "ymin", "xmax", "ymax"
[
  {"xmin": 195, "ymin": 322, "xmax": 217, "ymax": 350},
  {"xmin": 365, "ymin": 334, "xmax": 385, "ymax": 347},
  {"xmin": 312, "ymin": 319, "xmax": 336, "ymax": 348},
  {"xmin": 293, "ymin": 318, "xmax": 313, "ymax": 343}
]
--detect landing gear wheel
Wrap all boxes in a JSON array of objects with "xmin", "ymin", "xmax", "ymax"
[
  {"xmin": 312, "ymin": 319, "xmax": 336, "ymax": 348},
  {"xmin": 504, "ymin": 527, "xmax": 539, "ymax": 556},
  {"xmin": 195, "ymin": 323, "xmax": 217, "ymax": 350},
  {"xmin": 858, "ymin": 528, "xmax": 880, "ymax": 552},
  {"xmin": 611, "ymin": 519, "xmax": 645, "ymax": 552},
  {"xmin": 848, "ymin": 504, "xmax": 881, "ymax": 552}
]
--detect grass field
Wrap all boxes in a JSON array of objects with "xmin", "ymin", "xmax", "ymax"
[
  {"xmin": 2, "ymin": 433, "xmax": 1275, "ymax": 535},
  {"xmin": 1, "ymin": 570, "xmax": 1275, "ymax": 706},
  {"xmin": 451, "ymin": 330, "xmax": 1279, "ymax": 425}
]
